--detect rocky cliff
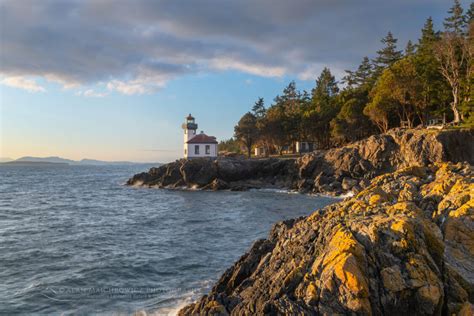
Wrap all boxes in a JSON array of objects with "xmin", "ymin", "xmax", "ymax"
[
  {"xmin": 127, "ymin": 128, "xmax": 473, "ymax": 195},
  {"xmin": 179, "ymin": 162, "xmax": 474, "ymax": 315}
]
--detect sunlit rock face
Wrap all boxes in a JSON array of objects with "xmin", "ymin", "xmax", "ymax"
[{"xmin": 179, "ymin": 162, "xmax": 474, "ymax": 316}]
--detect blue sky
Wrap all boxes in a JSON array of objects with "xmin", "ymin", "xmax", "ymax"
[{"xmin": 0, "ymin": 0, "xmax": 470, "ymax": 162}]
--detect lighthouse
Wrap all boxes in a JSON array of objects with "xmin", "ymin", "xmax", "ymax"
[{"xmin": 182, "ymin": 114, "xmax": 218, "ymax": 159}]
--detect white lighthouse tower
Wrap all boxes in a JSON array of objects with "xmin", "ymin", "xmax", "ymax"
[
  {"xmin": 182, "ymin": 113, "xmax": 198, "ymax": 143},
  {"xmin": 182, "ymin": 114, "xmax": 218, "ymax": 159}
]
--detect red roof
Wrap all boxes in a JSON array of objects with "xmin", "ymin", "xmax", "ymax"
[{"xmin": 187, "ymin": 133, "xmax": 218, "ymax": 144}]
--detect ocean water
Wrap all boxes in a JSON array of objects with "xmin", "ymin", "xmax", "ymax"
[{"xmin": 0, "ymin": 164, "xmax": 337, "ymax": 315}]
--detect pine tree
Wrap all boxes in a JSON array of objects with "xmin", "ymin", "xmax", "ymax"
[
  {"xmin": 308, "ymin": 68, "xmax": 340, "ymax": 148},
  {"xmin": 342, "ymin": 70, "xmax": 357, "ymax": 87},
  {"xmin": 444, "ymin": 0, "xmax": 465, "ymax": 35},
  {"xmin": 419, "ymin": 17, "xmax": 438, "ymax": 48},
  {"xmin": 466, "ymin": 3, "xmax": 474, "ymax": 24},
  {"xmin": 356, "ymin": 57, "xmax": 373, "ymax": 85},
  {"xmin": 251, "ymin": 97, "xmax": 266, "ymax": 118},
  {"xmin": 343, "ymin": 57, "xmax": 374, "ymax": 88},
  {"xmin": 272, "ymin": 81, "xmax": 305, "ymax": 146},
  {"xmin": 373, "ymin": 32, "xmax": 403, "ymax": 75},
  {"xmin": 312, "ymin": 67, "xmax": 339, "ymax": 100},
  {"xmin": 405, "ymin": 40, "xmax": 416, "ymax": 56},
  {"xmin": 415, "ymin": 17, "xmax": 450, "ymax": 121}
]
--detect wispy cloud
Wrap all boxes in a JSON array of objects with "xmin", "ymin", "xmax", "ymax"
[
  {"xmin": 106, "ymin": 77, "xmax": 167, "ymax": 95},
  {"xmin": 1, "ymin": 76, "xmax": 45, "ymax": 92},
  {"xmin": 209, "ymin": 57, "xmax": 286, "ymax": 78},
  {"xmin": 75, "ymin": 89, "xmax": 108, "ymax": 97}
]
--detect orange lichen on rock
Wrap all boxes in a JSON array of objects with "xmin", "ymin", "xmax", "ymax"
[{"xmin": 311, "ymin": 228, "xmax": 371, "ymax": 314}]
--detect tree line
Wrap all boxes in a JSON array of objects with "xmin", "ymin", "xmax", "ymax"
[{"xmin": 223, "ymin": 1, "xmax": 473, "ymax": 157}]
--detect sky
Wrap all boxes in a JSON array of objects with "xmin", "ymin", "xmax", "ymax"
[{"xmin": 0, "ymin": 0, "xmax": 470, "ymax": 162}]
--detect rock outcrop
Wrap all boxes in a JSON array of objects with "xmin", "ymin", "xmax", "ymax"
[
  {"xmin": 128, "ymin": 128, "xmax": 473, "ymax": 195},
  {"xmin": 127, "ymin": 157, "xmax": 297, "ymax": 191},
  {"xmin": 179, "ymin": 162, "xmax": 474, "ymax": 315}
]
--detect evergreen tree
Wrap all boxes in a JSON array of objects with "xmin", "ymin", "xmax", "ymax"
[
  {"xmin": 419, "ymin": 17, "xmax": 438, "ymax": 47},
  {"xmin": 342, "ymin": 70, "xmax": 357, "ymax": 87},
  {"xmin": 311, "ymin": 67, "xmax": 339, "ymax": 100},
  {"xmin": 251, "ymin": 97, "xmax": 266, "ymax": 118},
  {"xmin": 415, "ymin": 17, "xmax": 451, "ymax": 120},
  {"xmin": 467, "ymin": 3, "xmax": 474, "ymax": 24},
  {"xmin": 343, "ymin": 57, "xmax": 373, "ymax": 88},
  {"xmin": 405, "ymin": 40, "xmax": 416, "ymax": 56},
  {"xmin": 444, "ymin": 0, "xmax": 466, "ymax": 34},
  {"xmin": 307, "ymin": 68, "xmax": 340, "ymax": 148},
  {"xmin": 356, "ymin": 57, "xmax": 374, "ymax": 86},
  {"xmin": 273, "ymin": 81, "xmax": 303, "ymax": 145},
  {"xmin": 275, "ymin": 81, "xmax": 301, "ymax": 116},
  {"xmin": 373, "ymin": 32, "xmax": 403, "ymax": 75}
]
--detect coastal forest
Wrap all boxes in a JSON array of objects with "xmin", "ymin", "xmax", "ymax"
[{"xmin": 223, "ymin": 1, "xmax": 474, "ymax": 157}]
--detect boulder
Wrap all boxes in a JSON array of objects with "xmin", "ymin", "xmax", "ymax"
[{"xmin": 341, "ymin": 177, "xmax": 358, "ymax": 191}]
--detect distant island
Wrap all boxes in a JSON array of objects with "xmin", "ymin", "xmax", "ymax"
[
  {"xmin": 2, "ymin": 161, "xmax": 70, "ymax": 166},
  {"xmin": 0, "ymin": 156, "xmax": 157, "ymax": 166}
]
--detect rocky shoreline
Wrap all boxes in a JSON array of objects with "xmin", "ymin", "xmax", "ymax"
[
  {"xmin": 126, "ymin": 128, "xmax": 474, "ymax": 315},
  {"xmin": 127, "ymin": 128, "xmax": 473, "ymax": 196},
  {"xmin": 178, "ymin": 162, "xmax": 474, "ymax": 315}
]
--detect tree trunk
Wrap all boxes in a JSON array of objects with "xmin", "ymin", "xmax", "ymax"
[
  {"xmin": 451, "ymin": 87, "xmax": 461, "ymax": 123},
  {"xmin": 247, "ymin": 146, "xmax": 251, "ymax": 158}
]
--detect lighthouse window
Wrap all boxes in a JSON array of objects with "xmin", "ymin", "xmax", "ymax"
[
  {"xmin": 205, "ymin": 145, "xmax": 210, "ymax": 154},
  {"xmin": 195, "ymin": 145, "xmax": 199, "ymax": 155}
]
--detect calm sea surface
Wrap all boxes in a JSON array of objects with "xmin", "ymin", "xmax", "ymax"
[{"xmin": 0, "ymin": 164, "xmax": 337, "ymax": 315}]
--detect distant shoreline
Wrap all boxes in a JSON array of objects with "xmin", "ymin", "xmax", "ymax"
[
  {"xmin": 0, "ymin": 160, "xmax": 160, "ymax": 166},
  {"xmin": 0, "ymin": 161, "xmax": 70, "ymax": 166}
]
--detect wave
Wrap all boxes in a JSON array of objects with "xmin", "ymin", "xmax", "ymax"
[
  {"xmin": 249, "ymin": 187, "xmax": 300, "ymax": 194},
  {"xmin": 138, "ymin": 280, "xmax": 214, "ymax": 316},
  {"xmin": 337, "ymin": 191, "xmax": 355, "ymax": 198}
]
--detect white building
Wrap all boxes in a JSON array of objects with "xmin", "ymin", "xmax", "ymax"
[
  {"xmin": 296, "ymin": 141, "xmax": 317, "ymax": 154},
  {"xmin": 182, "ymin": 114, "xmax": 218, "ymax": 159}
]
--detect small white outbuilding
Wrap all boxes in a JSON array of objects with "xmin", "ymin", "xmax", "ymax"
[{"xmin": 182, "ymin": 114, "xmax": 218, "ymax": 159}]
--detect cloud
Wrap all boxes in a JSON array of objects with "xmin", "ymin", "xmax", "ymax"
[
  {"xmin": 0, "ymin": 0, "xmax": 454, "ymax": 95},
  {"xmin": 106, "ymin": 74, "xmax": 169, "ymax": 95},
  {"xmin": 209, "ymin": 57, "xmax": 286, "ymax": 77},
  {"xmin": 1, "ymin": 76, "xmax": 46, "ymax": 92},
  {"xmin": 107, "ymin": 80, "xmax": 148, "ymax": 95},
  {"xmin": 75, "ymin": 89, "xmax": 108, "ymax": 97}
]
